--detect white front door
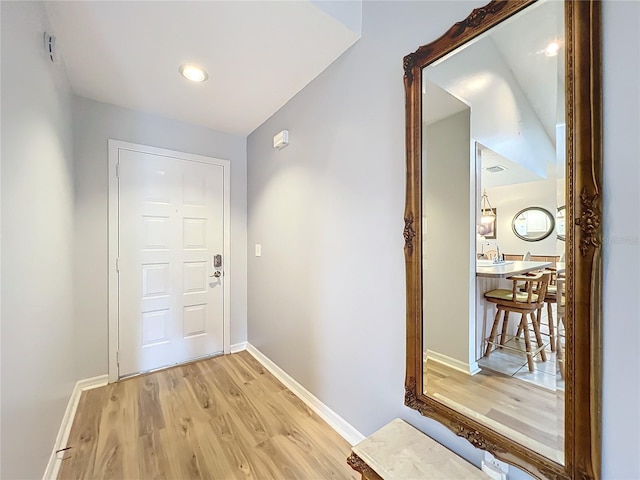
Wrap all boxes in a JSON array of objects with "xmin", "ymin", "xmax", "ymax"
[{"xmin": 111, "ymin": 141, "xmax": 229, "ymax": 378}]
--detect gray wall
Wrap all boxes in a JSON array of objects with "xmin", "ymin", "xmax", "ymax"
[
  {"xmin": 485, "ymin": 176, "xmax": 561, "ymax": 256},
  {"xmin": 248, "ymin": 0, "xmax": 502, "ymax": 473},
  {"xmin": 601, "ymin": 1, "xmax": 640, "ymax": 478},
  {"xmin": 424, "ymin": 110, "xmax": 474, "ymax": 368},
  {"xmin": 1, "ymin": 2, "xmax": 77, "ymax": 478},
  {"xmin": 72, "ymin": 97, "xmax": 248, "ymax": 380},
  {"xmin": 247, "ymin": 1, "xmax": 640, "ymax": 479}
]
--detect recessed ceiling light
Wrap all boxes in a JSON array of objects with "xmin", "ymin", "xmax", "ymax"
[
  {"xmin": 179, "ymin": 64, "xmax": 208, "ymax": 82},
  {"xmin": 544, "ymin": 41, "xmax": 560, "ymax": 57}
]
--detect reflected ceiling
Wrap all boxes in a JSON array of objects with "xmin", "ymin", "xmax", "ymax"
[{"xmin": 423, "ymin": 0, "xmax": 564, "ymax": 187}]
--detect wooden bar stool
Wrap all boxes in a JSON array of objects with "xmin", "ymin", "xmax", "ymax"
[
  {"xmin": 541, "ymin": 268, "xmax": 558, "ymax": 351},
  {"xmin": 517, "ymin": 267, "xmax": 557, "ymax": 351},
  {"xmin": 556, "ymin": 276, "xmax": 566, "ymax": 379},
  {"xmin": 484, "ymin": 271, "xmax": 551, "ymax": 372}
]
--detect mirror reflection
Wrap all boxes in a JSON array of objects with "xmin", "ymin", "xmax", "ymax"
[
  {"xmin": 556, "ymin": 205, "xmax": 566, "ymax": 241},
  {"xmin": 512, "ymin": 206, "xmax": 555, "ymax": 241},
  {"xmin": 421, "ymin": 0, "xmax": 566, "ymax": 464}
]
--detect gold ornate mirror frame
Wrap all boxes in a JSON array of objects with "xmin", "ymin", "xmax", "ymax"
[{"xmin": 403, "ymin": 1, "xmax": 602, "ymax": 479}]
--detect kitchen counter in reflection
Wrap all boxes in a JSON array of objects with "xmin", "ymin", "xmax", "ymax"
[{"xmin": 476, "ymin": 260, "xmax": 552, "ymax": 278}]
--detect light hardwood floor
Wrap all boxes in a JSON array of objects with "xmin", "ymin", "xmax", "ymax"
[
  {"xmin": 58, "ymin": 351, "xmax": 358, "ymax": 480},
  {"xmin": 424, "ymin": 360, "xmax": 564, "ymax": 463}
]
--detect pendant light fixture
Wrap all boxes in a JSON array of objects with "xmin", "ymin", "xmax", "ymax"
[{"xmin": 480, "ymin": 189, "xmax": 496, "ymax": 222}]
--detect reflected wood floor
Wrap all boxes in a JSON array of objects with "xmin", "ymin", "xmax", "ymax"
[
  {"xmin": 425, "ymin": 360, "xmax": 564, "ymax": 463},
  {"xmin": 58, "ymin": 351, "xmax": 358, "ymax": 480}
]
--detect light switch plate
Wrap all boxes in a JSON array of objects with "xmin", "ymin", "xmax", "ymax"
[{"xmin": 255, "ymin": 244, "xmax": 262, "ymax": 257}]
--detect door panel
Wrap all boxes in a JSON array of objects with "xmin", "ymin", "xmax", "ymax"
[{"xmin": 118, "ymin": 149, "xmax": 224, "ymax": 377}]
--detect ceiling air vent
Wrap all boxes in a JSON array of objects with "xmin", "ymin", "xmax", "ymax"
[
  {"xmin": 44, "ymin": 33, "xmax": 57, "ymax": 63},
  {"xmin": 486, "ymin": 165, "xmax": 507, "ymax": 173}
]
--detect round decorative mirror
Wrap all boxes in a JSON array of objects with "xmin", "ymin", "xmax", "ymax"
[
  {"xmin": 512, "ymin": 207, "xmax": 555, "ymax": 242},
  {"xmin": 557, "ymin": 205, "xmax": 566, "ymax": 241}
]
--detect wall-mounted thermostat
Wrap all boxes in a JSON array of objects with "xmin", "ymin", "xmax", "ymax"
[{"xmin": 273, "ymin": 130, "xmax": 289, "ymax": 150}]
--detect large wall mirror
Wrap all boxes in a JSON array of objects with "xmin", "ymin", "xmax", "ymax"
[{"xmin": 403, "ymin": 1, "xmax": 602, "ymax": 479}]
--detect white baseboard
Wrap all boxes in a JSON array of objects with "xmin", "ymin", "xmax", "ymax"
[
  {"xmin": 426, "ymin": 349, "xmax": 480, "ymax": 376},
  {"xmin": 230, "ymin": 341, "xmax": 247, "ymax": 353},
  {"xmin": 245, "ymin": 343, "xmax": 365, "ymax": 446},
  {"xmin": 43, "ymin": 374, "xmax": 108, "ymax": 480}
]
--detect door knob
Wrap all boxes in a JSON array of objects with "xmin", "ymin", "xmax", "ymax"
[{"xmin": 209, "ymin": 271, "xmax": 221, "ymax": 278}]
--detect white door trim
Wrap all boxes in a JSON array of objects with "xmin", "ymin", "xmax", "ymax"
[{"xmin": 108, "ymin": 139, "xmax": 231, "ymax": 383}]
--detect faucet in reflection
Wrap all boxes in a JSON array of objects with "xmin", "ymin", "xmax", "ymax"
[{"xmin": 478, "ymin": 239, "xmax": 505, "ymax": 263}]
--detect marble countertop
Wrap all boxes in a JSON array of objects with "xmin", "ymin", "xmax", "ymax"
[
  {"xmin": 476, "ymin": 260, "xmax": 551, "ymax": 279},
  {"xmin": 352, "ymin": 418, "xmax": 490, "ymax": 479}
]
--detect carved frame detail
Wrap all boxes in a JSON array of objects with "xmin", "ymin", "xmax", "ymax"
[
  {"xmin": 402, "ymin": 1, "xmax": 602, "ymax": 479},
  {"xmin": 403, "ymin": 213, "xmax": 416, "ymax": 256},
  {"xmin": 347, "ymin": 452, "xmax": 383, "ymax": 480},
  {"xmin": 576, "ymin": 188, "xmax": 601, "ymax": 256}
]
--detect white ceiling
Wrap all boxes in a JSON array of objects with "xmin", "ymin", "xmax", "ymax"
[
  {"xmin": 478, "ymin": 143, "xmax": 544, "ymax": 189},
  {"xmin": 423, "ymin": 0, "xmax": 564, "ymax": 187},
  {"xmin": 44, "ymin": 1, "xmax": 361, "ymax": 135},
  {"xmin": 492, "ymin": 0, "xmax": 565, "ymax": 144}
]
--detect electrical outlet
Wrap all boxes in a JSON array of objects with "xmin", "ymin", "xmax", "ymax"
[
  {"xmin": 482, "ymin": 452, "xmax": 508, "ymax": 480},
  {"xmin": 481, "ymin": 461, "xmax": 507, "ymax": 480}
]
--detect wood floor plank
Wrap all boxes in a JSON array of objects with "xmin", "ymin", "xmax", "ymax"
[
  {"xmin": 59, "ymin": 352, "xmax": 357, "ymax": 480},
  {"xmin": 232, "ymin": 352, "xmax": 287, "ymax": 394},
  {"xmin": 91, "ymin": 382, "xmax": 136, "ymax": 480},
  {"xmin": 224, "ymin": 358, "xmax": 355, "ymax": 477},
  {"xmin": 58, "ymin": 386, "xmax": 110, "ymax": 480},
  {"xmin": 138, "ymin": 373, "xmax": 166, "ymax": 436},
  {"xmin": 252, "ymin": 437, "xmax": 303, "ymax": 480},
  {"xmin": 157, "ymin": 366, "xmax": 220, "ymax": 479},
  {"xmin": 197, "ymin": 359, "xmax": 274, "ymax": 446},
  {"xmin": 137, "ymin": 432, "xmax": 171, "ymax": 480},
  {"xmin": 424, "ymin": 360, "xmax": 564, "ymax": 461}
]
